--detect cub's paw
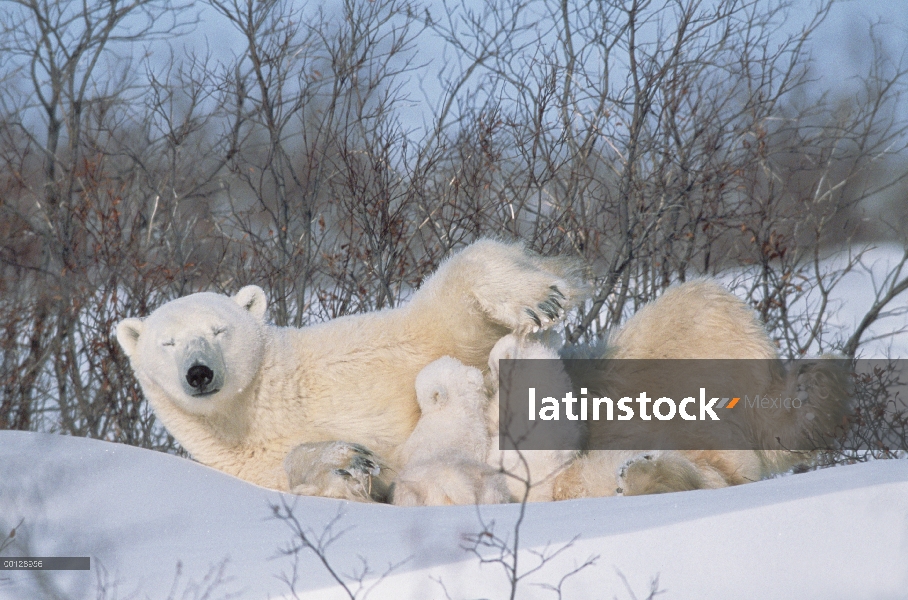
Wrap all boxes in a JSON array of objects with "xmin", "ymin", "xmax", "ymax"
[
  {"xmin": 616, "ymin": 451, "xmax": 704, "ymax": 496},
  {"xmin": 284, "ymin": 441, "xmax": 391, "ymax": 502},
  {"xmin": 488, "ymin": 332, "xmax": 565, "ymax": 376}
]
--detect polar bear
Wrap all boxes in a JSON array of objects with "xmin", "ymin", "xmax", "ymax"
[
  {"xmin": 117, "ymin": 237, "xmax": 846, "ymax": 501},
  {"xmin": 486, "ymin": 333, "xmax": 584, "ymax": 502},
  {"xmin": 391, "ymin": 357, "xmax": 509, "ymax": 506},
  {"xmin": 116, "ymin": 240, "xmax": 587, "ymax": 498},
  {"xmin": 485, "ymin": 331, "xmax": 768, "ymax": 501},
  {"xmin": 399, "ymin": 357, "xmax": 491, "ymax": 467},
  {"xmin": 548, "ymin": 280, "xmax": 849, "ymax": 499}
]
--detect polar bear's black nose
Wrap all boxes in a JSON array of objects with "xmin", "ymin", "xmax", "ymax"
[{"xmin": 186, "ymin": 364, "xmax": 214, "ymax": 390}]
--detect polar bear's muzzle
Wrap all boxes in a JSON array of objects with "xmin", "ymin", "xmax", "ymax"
[{"xmin": 180, "ymin": 338, "xmax": 226, "ymax": 397}]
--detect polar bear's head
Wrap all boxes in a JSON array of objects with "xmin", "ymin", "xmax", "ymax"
[
  {"xmin": 116, "ymin": 285, "xmax": 268, "ymax": 417},
  {"xmin": 414, "ymin": 356, "xmax": 486, "ymax": 414}
]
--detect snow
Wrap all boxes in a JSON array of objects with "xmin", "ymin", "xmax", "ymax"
[
  {"xmin": 2, "ymin": 430, "xmax": 907, "ymax": 600},
  {"xmin": 819, "ymin": 246, "xmax": 908, "ymax": 358},
  {"xmin": 720, "ymin": 244, "xmax": 908, "ymax": 359}
]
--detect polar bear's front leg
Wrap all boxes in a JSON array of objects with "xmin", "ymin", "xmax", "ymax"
[{"xmin": 284, "ymin": 441, "xmax": 392, "ymax": 502}]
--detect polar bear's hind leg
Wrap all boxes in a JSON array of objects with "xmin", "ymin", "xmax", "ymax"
[
  {"xmin": 616, "ymin": 452, "xmax": 705, "ymax": 496},
  {"xmin": 412, "ymin": 240, "xmax": 589, "ymax": 338}
]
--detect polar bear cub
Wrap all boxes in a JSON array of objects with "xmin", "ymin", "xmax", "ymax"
[
  {"xmin": 487, "ymin": 333, "xmax": 584, "ymax": 502},
  {"xmin": 392, "ymin": 357, "xmax": 509, "ymax": 506}
]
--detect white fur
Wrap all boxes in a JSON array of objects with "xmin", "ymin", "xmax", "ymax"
[
  {"xmin": 392, "ymin": 357, "xmax": 509, "ymax": 506},
  {"xmin": 486, "ymin": 333, "xmax": 583, "ymax": 502},
  {"xmin": 399, "ymin": 357, "xmax": 489, "ymax": 465},
  {"xmin": 116, "ymin": 245, "xmax": 845, "ymax": 501},
  {"xmin": 116, "ymin": 240, "xmax": 586, "ymax": 497}
]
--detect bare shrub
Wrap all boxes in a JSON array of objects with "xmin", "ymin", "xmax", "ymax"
[{"xmin": 0, "ymin": 0, "xmax": 906, "ymax": 463}]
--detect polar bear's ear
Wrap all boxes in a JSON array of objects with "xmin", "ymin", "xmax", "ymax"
[
  {"xmin": 428, "ymin": 385, "xmax": 449, "ymax": 407},
  {"xmin": 233, "ymin": 285, "xmax": 267, "ymax": 321},
  {"xmin": 116, "ymin": 318, "xmax": 145, "ymax": 358}
]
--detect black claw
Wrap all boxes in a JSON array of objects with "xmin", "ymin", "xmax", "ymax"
[
  {"xmin": 549, "ymin": 285, "xmax": 566, "ymax": 300},
  {"xmin": 525, "ymin": 308, "xmax": 542, "ymax": 327},
  {"xmin": 538, "ymin": 302, "xmax": 558, "ymax": 320},
  {"xmin": 350, "ymin": 443, "xmax": 374, "ymax": 456},
  {"xmin": 351, "ymin": 455, "xmax": 377, "ymax": 473},
  {"xmin": 334, "ymin": 469, "xmax": 352, "ymax": 479},
  {"xmin": 549, "ymin": 296, "xmax": 563, "ymax": 311}
]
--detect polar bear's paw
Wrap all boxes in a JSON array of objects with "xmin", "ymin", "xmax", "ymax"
[
  {"xmin": 615, "ymin": 453, "xmax": 649, "ymax": 496},
  {"xmin": 615, "ymin": 452, "xmax": 704, "ymax": 496},
  {"xmin": 284, "ymin": 441, "xmax": 392, "ymax": 502},
  {"xmin": 452, "ymin": 241, "xmax": 588, "ymax": 335},
  {"xmin": 524, "ymin": 285, "xmax": 570, "ymax": 331},
  {"xmin": 480, "ymin": 281, "xmax": 574, "ymax": 335}
]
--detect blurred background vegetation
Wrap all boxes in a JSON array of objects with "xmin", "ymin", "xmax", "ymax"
[{"xmin": 1, "ymin": 0, "xmax": 907, "ymax": 453}]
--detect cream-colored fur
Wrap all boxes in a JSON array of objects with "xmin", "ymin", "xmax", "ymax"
[
  {"xmin": 392, "ymin": 357, "xmax": 509, "ymax": 506},
  {"xmin": 392, "ymin": 456, "xmax": 510, "ymax": 506},
  {"xmin": 486, "ymin": 334, "xmax": 583, "ymax": 502},
  {"xmin": 116, "ymin": 240, "xmax": 586, "ymax": 498},
  {"xmin": 550, "ymin": 280, "xmax": 848, "ymax": 500},
  {"xmin": 399, "ymin": 357, "xmax": 491, "ymax": 467},
  {"xmin": 117, "ymin": 240, "xmax": 845, "ymax": 502}
]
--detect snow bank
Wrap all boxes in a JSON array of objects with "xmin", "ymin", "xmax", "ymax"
[{"xmin": 1, "ymin": 431, "xmax": 907, "ymax": 599}]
